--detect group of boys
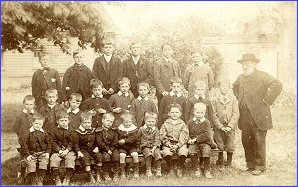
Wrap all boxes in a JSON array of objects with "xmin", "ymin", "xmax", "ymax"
[{"xmin": 15, "ymin": 41, "xmax": 242, "ymax": 185}]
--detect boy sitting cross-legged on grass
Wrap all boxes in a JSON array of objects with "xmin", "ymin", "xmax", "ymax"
[
  {"xmin": 72, "ymin": 112, "xmax": 103, "ymax": 184},
  {"xmin": 95, "ymin": 113, "xmax": 120, "ymax": 182},
  {"xmin": 160, "ymin": 103, "xmax": 189, "ymax": 178},
  {"xmin": 19, "ymin": 113, "xmax": 51, "ymax": 186},
  {"xmin": 66, "ymin": 93, "xmax": 83, "ymax": 130},
  {"xmin": 138, "ymin": 111, "xmax": 163, "ymax": 177},
  {"xmin": 81, "ymin": 79, "xmax": 112, "ymax": 128},
  {"xmin": 118, "ymin": 112, "xmax": 140, "ymax": 179},
  {"xmin": 188, "ymin": 102, "xmax": 217, "ymax": 179},
  {"xmin": 109, "ymin": 77, "xmax": 135, "ymax": 127},
  {"xmin": 50, "ymin": 111, "xmax": 76, "ymax": 186}
]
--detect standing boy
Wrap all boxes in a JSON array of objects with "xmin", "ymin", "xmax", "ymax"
[
  {"xmin": 92, "ymin": 40, "xmax": 123, "ymax": 99},
  {"xmin": 32, "ymin": 52, "xmax": 61, "ymax": 110},
  {"xmin": 66, "ymin": 93, "xmax": 83, "ymax": 130}
]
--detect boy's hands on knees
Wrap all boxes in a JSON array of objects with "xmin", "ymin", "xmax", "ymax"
[
  {"xmin": 93, "ymin": 147, "xmax": 99, "ymax": 153},
  {"xmin": 108, "ymin": 88, "xmax": 114, "ymax": 95},
  {"xmin": 97, "ymin": 108, "xmax": 107, "ymax": 114},
  {"xmin": 225, "ymin": 126, "xmax": 232, "ymax": 132},
  {"xmin": 26, "ymin": 155, "xmax": 34, "ymax": 161},
  {"xmin": 113, "ymin": 107, "xmax": 122, "ymax": 113},
  {"xmin": 102, "ymin": 88, "xmax": 108, "ymax": 94},
  {"xmin": 221, "ymin": 126, "xmax": 228, "ymax": 132},
  {"xmin": 77, "ymin": 151, "xmax": 84, "ymax": 158},
  {"xmin": 42, "ymin": 153, "xmax": 50, "ymax": 159},
  {"xmin": 188, "ymin": 138, "xmax": 196, "ymax": 144},
  {"xmin": 108, "ymin": 150, "xmax": 112, "ymax": 155},
  {"xmin": 61, "ymin": 149, "xmax": 69, "ymax": 157},
  {"xmin": 118, "ymin": 139, "xmax": 125, "ymax": 145},
  {"xmin": 162, "ymin": 91, "xmax": 169, "ymax": 96},
  {"xmin": 151, "ymin": 146, "xmax": 157, "ymax": 153}
]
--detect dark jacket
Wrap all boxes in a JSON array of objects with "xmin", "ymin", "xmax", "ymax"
[
  {"xmin": 14, "ymin": 110, "xmax": 35, "ymax": 139},
  {"xmin": 233, "ymin": 69, "xmax": 282, "ymax": 130},
  {"xmin": 61, "ymin": 64, "xmax": 95, "ymax": 101},
  {"xmin": 118, "ymin": 124, "xmax": 139, "ymax": 150},
  {"xmin": 188, "ymin": 117, "xmax": 214, "ymax": 146},
  {"xmin": 92, "ymin": 55, "xmax": 123, "ymax": 92},
  {"xmin": 39, "ymin": 104, "xmax": 64, "ymax": 132},
  {"xmin": 72, "ymin": 127, "xmax": 97, "ymax": 153},
  {"xmin": 95, "ymin": 127, "xmax": 119, "ymax": 152},
  {"xmin": 123, "ymin": 56, "xmax": 153, "ymax": 96},
  {"xmin": 50, "ymin": 126, "xmax": 73, "ymax": 153},
  {"xmin": 20, "ymin": 130, "xmax": 52, "ymax": 157}
]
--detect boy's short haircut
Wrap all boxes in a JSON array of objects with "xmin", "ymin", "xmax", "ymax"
[
  {"xmin": 56, "ymin": 110, "xmax": 70, "ymax": 120},
  {"xmin": 170, "ymin": 77, "xmax": 183, "ymax": 85},
  {"xmin": 218, "ymin": 79, "xmax": 231, "ymax": 87},
  {"xmin": 167, "ymin": 103, "xmax": 182, "ymax": 112},
  {"xmin": 190, "ymin": 50, "xmax": 203, "ymax": 56},
  {"xmin": 73, "ymin": 49, "xmax": 84, "ymax": 58},
  {"xmin": 161, "ymin": 43, "xmax": 172, "ymax": 51},
  {"xmin": 90, "ymin": 79, "xmax": 103, "ymax": 89},
  {"xmin": 38, "ymin": 52, "xmax": 50, "ymax": 60},
  {"xmin": 144, "ymin": 111, "xmax": 158, "ymax": 121},
  {"xmin": 102, "ymin": 39, "xmax": 115, "ymax": 47},
  {"xmin": 138, "ymin": 82, "xmax": 150, "ymax": 90},
  {"xmin": 120, "ymin": 112, "xmax": 135, "ymax": 121},
  {"xmin": 45, "ymin": 89, "xmax": 58, "ymax": 96},
  {"xmin": 33, "ymin": 113, "xmax": 46, "ymax": 122},
  {"xmin": 193, "ymin": 102, "xmax": 207, "ymax": 111},
  {"xmin": 69, "ymin": 93, "xmax": 82, "ymax": 102},
  {"xmin": 194, "ymin": 80, "xmax": 207, "ymax": 89},
  {"xmin": 23, "ymin": 95, "xmax": 35, "ymax": 104},
  {"xmin": 103, "ymin": 113, "xmax": 115, "ymax": 120},
  {"xmin": 80, "ymin": 112, "xmax": 92, "ymax": 122},
  {"xmin": 118, "ymin": 77, "xmax": 131, "ymax": 87},
  {"xmin": 130, "ymin": 41, "xmax": 141, "ymax": 48}
]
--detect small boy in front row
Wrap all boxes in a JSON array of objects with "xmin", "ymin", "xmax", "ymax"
[
  {"xmin": 212, "ymin": 80, "xmax": 239, "ymax": 170},
  {"xmin": 118, "ymin": 112, "xmax": 140, "ymax": 179},
  {"xmin": 66, "ymin": 93, "xmax": 83, "ymax": 130},
  {"xmin": 95, "ymin": 113, "xmax": 120, "ymax": 181},
  {"xmin": 81, "ymin": 79, "xmax": 112, "ymax": 128},
  {"xmin": 160, "ymin": 104, "xmax": 189, "ymax": 178},
  {"xmin": 138, "ymin": 111, "xmax": 163, "ymax": 177},
  {"xmin": 20, "ymin": 113, "xmax": 51, "ymax": 185},
  {"xmin": 50, "ymin": 111, "xmax": 76, "ymax": 185},
  {"xmin": 72, "ymin": 112, "xmax": 102, "ymax": 183},
  {"xmin": 188, "ymin": 103, "xmax": 217, "ymax": 179}
]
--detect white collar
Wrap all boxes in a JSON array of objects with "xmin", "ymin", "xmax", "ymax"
[
  {"xmin": 137, "ymin": 96, "xmax": 149, "ymax": 101},
  {"xmin": 23, "ymin": 109, "xmax": 35, "ymax": 114},
  {"xmin": 58, "ymin": 125, "xmax": 69, "ymax": 130},
  {"xmin": 29, "ymin": 126, "xmax": 44, "ymax": 133},
  {"xmin": 163, "ymin": 57, "xmax": 172, "ymax": 63},
  {"xmin": 104, "ymin": 54, "xmax": 112, "ymax": 62},
  {"xmin": 118, "ymin": 123, "xmax": 137, "ymax": 132},
  {"xmin": 92, "ymin": 94, "xmax": 103, "ymax": 99},
  {"xmin": 67, "ymin": 108, "xmax": 80, "ymax": 114},
  {"xmin": 169, "ymin": 91, "xmax": 181, "ymax": 97},
  {"xmin": 48, "ymin": 103, "xmax": 56, "ymax": 109},
  {"xmin": 118, "ymin": 91, "xmax": 129, "ymax": 97},
  {"xmin": 143, "ymin": 124, "xmax": 156, "ymax": 131},
  {"xmin": 132, "ymin": 55, "xmax": 140, "ymax": 64},
  {"xmin": 193, "ymin": 117, "xmax": 206, "ymax": 123},
  {"xmin": 79, "ymin": 125, "xmax": 92, "ymax": 131},
  {"xmin": 194, "ymin": 94, "xmax": 205, "ymax": 100},
  {"xmin": 193, "ymin": 62, "xmax": 205, "ymax": 67}
]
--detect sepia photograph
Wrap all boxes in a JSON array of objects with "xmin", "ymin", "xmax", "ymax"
[{"xmin": 1, "ymin": 1, "xmax": 296, "ymax": 186}]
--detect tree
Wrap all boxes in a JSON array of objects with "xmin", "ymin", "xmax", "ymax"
[{"xmin": 2, "ymin": 2, "xmax": 105, "ymax": 54}]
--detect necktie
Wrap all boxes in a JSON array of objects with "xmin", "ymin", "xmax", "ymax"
[{"xmin": 42, "ymin": 67, "xmax": 50, "ymax": 71}]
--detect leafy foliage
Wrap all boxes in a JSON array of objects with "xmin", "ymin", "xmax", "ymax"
[{"xmin": 2, "ymin": 2, "xmax": 104, "ymax": 53}]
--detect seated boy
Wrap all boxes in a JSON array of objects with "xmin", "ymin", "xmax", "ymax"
[
  {"xmin": 19, "ymin": 113, "xmax": 51, "ymax": 185},
  {"xmin": 95, "ymin": 113, "xmax": 120, "ymax": 181},
  {"xmin": 158, "ymin": 77, "xmax": 186, "ymax": 128},
  {"xmin": 109, "ymin": 77, "xmax": 135, "ymax": 127},
  {"xmin": 39, "ymin": 89, "xmax": 64, "ymax": 132},
  {"xmin": 118, "ymin": 112, "xmax": 139, "ymax": 179},
  {"xmin": 66, "ymin": 93, "xmax": 83, "ymax": 130},
  {"xmin": 81, "ymin": 79, "xmax": 112, "ymax": 128},
  {"xmin": 185, "ymin": 80, "xmax": 214, "ymax": 126},
  {"xmin": 50, "ymin": 111, "xmax": 76, "ymax": 185},
  {"xmin": 160, "ymin": 104, "xmax": 189, "ymax": 178},
  {"xmin": 32, "ymin": 52, "xmax": 62, "ymax": 110},
  {"xmin": 188, "ymin": 102, "xmax": 217, "ymax": 179},
  {"xmin": 138, "ymin": 111, "xmax": 162, "ymax": 177},
  {"xmin": 212, "ymin": 80, "xmax": 239, "ymax": 170},
  {"xmin": 72, "ymin": 112, "xmax": 102, "ymax": 183}
]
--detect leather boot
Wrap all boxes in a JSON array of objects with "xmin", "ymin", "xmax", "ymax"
[
  {"xmin": 133, "ymin": 162, "xmax": 139, "ymax": 178},
  {"xmin": 120, "ymin": 163, "xmax": 126, "ymax": 179}
]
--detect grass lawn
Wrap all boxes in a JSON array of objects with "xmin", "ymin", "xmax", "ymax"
[{"xmin": 1, "ymin": 89, "xmax": 296, "ymax": 185}]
